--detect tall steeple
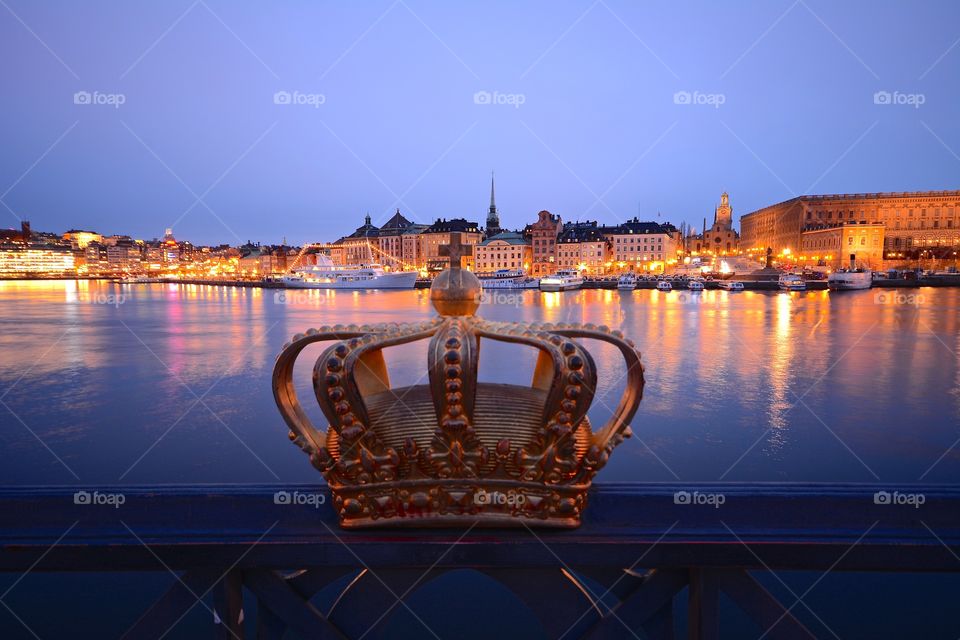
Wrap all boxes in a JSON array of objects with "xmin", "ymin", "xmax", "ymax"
[
  {"xmin": 714, "ymin": 192, "xmax": 732, "ymax": 230},
  {"xmin": 486, "ymin": 171, "xmax": 501, "ymax": 237}
]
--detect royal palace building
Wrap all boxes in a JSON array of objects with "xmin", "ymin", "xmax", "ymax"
[{"xmin": 740, "ymin": 191, "xmax": 960, "ymax": 261}]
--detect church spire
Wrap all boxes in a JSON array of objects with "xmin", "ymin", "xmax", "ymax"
[
  {"xmin": 490, "ymin": 171, "xmax": 496, "ymax": 211},
  {"xmin": 486, "ymin": 171, "xmax": 501, "ymax": 237}
]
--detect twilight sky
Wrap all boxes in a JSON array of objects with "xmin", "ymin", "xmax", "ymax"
[{"xmin": 1, "ymin": 0, "xmax": 959, "ymax": 245}]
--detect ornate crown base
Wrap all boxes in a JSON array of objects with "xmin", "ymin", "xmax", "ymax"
[{"xmin": 330, "ymin": 479, "xmax": 590, "ymax": 528}]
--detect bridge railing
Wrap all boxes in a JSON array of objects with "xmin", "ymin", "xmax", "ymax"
[{"xmin": 1, "ymin": 483, "xmax": 957, "ymax": 639}]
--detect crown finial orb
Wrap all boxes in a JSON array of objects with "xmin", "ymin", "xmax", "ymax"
[{"xmin": 430, "ymin": 232, "xmax": 480, "ymax": 316}]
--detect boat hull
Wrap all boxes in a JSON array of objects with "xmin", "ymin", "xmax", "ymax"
[
  {"xmin": 540, "ymin": 283, "xmax": 582, "ymax": 292},
  {"xmin": 481, "ymin": 279, "xmax": 540, "ymax": 289},
  {"xmin": 827, "ymin": 273, "xmax": 872, "ymax": 290},
  {"xmin": 281, "ymin": 271, "xmax": 418, "ymax": 290}
]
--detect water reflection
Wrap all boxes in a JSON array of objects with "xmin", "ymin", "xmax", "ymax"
[{"xmin": 0, "ymin": 280, "xmax": 958, "ymax": 485}]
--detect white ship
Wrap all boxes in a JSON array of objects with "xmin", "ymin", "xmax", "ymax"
[
  {"xmin": 478, "ymin": 269, "xmax": 540, "ymax": 289},
  {"xmin": 828, "ymin": 257, "xmax": 873, "ymax": 291},
  {"xmin": 827, "ymin": 270, "xmax": 872, "ymax": 291},
  {"xmin": 687, "ymin": 278, "xmax": 705, "ymax": 291},
  {"xmin": 656, "ymin": 280, "xmax": 672, "ymax": 292},
  {"xmin": 281, "ymin": 255, "xmax": 417, "ymax": 290},
  {"xmin": 539, "ymin": 269, "xmax": 584, "ymax": 292},
  {"xmin": 718, "ymin": 280, "xmax": 744, "ymax": 291},
  {"xmin": 616, "ymin": 273, "xmax": 637, "ymax": 290},
  {"xmin": 778, "ymin": 274, "xmax": 806, "ymax": 291}
]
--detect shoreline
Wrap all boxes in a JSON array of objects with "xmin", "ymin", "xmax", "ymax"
[{"xmin": 3, "ymin": 275, "xmax": 960, "ymax": 291}]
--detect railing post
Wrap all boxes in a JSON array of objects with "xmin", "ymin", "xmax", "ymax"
[
  {"xmin": 687, "ymin": 569, "xmax": 719, "ymax": 640},
  {"xmin": 213, "ymin": 569, "xmax": 244, "ymax": 640}
]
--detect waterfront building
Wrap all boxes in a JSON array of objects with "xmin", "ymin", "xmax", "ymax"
[
  {"xmin": 340, "ymin": 214, "xmax": 380, "ymax": 264},
  {"xmin": 401, "ymin": 224, "xmax": 428, "ymax": 271},
  {"xmin": 689, "ymin": 192, "xmax": 740, "ymax": 255},
  {"xmin": 474, "ymin": 231, "xmax": 531, "ymax": 273},
  {"xmin": 556, "ymin": 222, "xmax": 610, "ymax": 274},
  {"xmin": 486, "ymin": 173, "xmax": 502, "ymax": 238},
  {"xmin": 606, "ymin": 219, "xmax": 675, "ymax": 272},
  {"xmin": 422, "ymin": 218, "xmax": 482, "ymax": 272},
  {"xmin": 376, "ymin": 210, "xmax": 414, "ymax": 270},
  {"xmin": 800, "ymin": 223, "xmax": 885, "ymax": 270},
  {"xmin": 0, "ymin": 221, "xmax": 32, "ymax": 244},
  {"xmin": 740, "ymin": 190, "xmax": 960, "ymax": 261},
  {"xmin": 63, "ymin": 229, "xmax": 102, "ymax": 249},
  {"xmin": 527, "ymin": 210, "xmax": 563, "ymax": 276},
  {"xmin": 0, "ymin": 242, "xmax": 75, "ymax": 276}
]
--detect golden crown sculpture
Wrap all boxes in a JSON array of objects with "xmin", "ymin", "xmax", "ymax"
[{"xmin": 272, "ymin": 233, "xmax": 644, "ymax": 528}]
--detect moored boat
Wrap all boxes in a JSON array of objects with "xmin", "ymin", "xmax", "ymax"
[
  {"xmin": 778, "ymin": 274, "xmax": 806, "ymax": 291},
  {"xmin": 827, "ymin": 270, "xmax": 872, "ymax": 291},
  {"xmin": 718, "ymin": 280, "xmax": 744, "ymax": 291},
  {"xmin": 687, "ymin": 278, "xmax": 705, "ymax": 291},
  {"xmin": 478, "ymin": 269, "xmax": 540, "ymax": 289},
  {"xmin": 616, "ymin": 273, "xmax": 637, "ymax": 290},
  {"xmin": 540, "ymin": 269, "xmax": 584, "ymax": 292},
  {"xmin": 656, "ymin": 280, "xmax": 672, "ymax": 292},
  {"xmin": 281, "ymin": 255, "xmax": 417, "ymax": 290}
]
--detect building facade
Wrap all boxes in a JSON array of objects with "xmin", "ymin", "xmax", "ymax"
[
  {"xmin": 606, "ymin": 219, "xmax": 675, "ymax": 272},
  {"xmin": 527, "ymin": 210, "xmax": 563, "ymax": 276},
  {"xmin": 800, "ymin": 223, "xmax": 885, "ymax": 270},
  {"xmin": 740, "ymin": 191, "xmax": 960, "ymax": 261},
  {"xmin": 422, "ymin": 218, "xmax": 482, "ymax": 272},
  {"xmin": 556, "ymin": 222, "xmax": 610, "ymax": 274},
  {"xmin": 340, "ymin": 214, "xmax": 380, "ymax": 264},
  {"xmin": 690, "ymin": 192, "xmax": 740, "ymax": 255},
  {"xmin": 376, "ymin": 210, "xmax": 414, "ymax": 270},
  {"xmin": 474, "ymin": 231, "xmax": 531, "ymax": 273}
]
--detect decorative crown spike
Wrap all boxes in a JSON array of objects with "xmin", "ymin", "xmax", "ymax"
[{"xmin": 272, "ymin": 233, "xmax": 644, "ymax": 528}]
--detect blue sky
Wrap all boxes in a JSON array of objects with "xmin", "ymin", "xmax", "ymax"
[{"xmin": 1, "ymin": 0, "xmax": 958, "ymax": 245}]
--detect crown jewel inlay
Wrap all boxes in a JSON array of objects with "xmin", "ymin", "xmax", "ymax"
[{"xmin": 272, "ymin": 232, "xmax": 644, "ymax": 527}]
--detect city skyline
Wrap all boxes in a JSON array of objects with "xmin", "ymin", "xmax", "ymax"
[{"xmin": 2, "ymin": 1, "xmax": 960, "ymax": 245}]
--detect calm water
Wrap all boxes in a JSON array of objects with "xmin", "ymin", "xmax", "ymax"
[
  {"xmin": 2, "ymin": 280, "xmax": 960, "ymax": 639},
  {"xmin": 0, "ymin": 279, "xmax": 957, "ymax": 486}
]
